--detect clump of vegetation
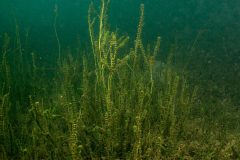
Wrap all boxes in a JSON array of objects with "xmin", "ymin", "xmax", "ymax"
[{"xmin": 0, "ymin": 0, "xmax": 240, "ymax": 159}]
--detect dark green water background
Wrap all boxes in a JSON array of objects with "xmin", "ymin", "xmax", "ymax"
[{"xmin": 0, "ymin": 0, "xmax": 239, "ymax": 104}]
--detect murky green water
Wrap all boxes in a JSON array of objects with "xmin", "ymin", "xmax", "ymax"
[{"xmin": 0, "ymin": 0, "xmax": 239, "ymax": 159}]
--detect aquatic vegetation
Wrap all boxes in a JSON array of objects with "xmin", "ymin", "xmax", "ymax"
[{"xmin": 0, "ymin": 0, "xmax": 240, "ymax": 159}]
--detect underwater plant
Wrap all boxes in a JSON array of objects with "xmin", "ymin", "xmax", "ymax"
[{"xmin": 0, "ymin": 0, "xmax": 239, "ymax": 159}]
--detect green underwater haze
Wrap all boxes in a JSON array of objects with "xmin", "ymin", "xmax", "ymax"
[{"xmin": 0, "ymin": 0, "xmax": 240, "ymax": 159}]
